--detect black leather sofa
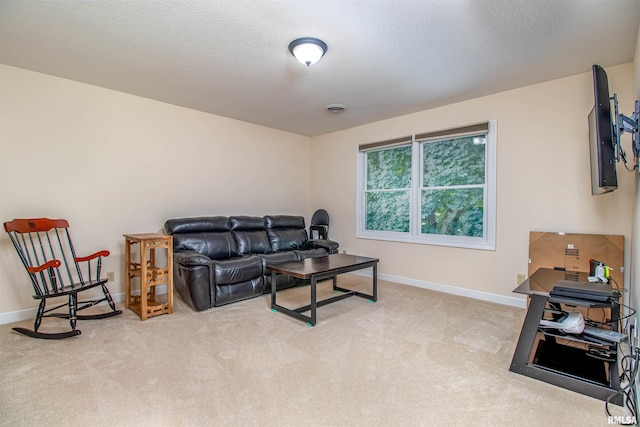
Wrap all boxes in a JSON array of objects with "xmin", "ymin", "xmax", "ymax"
[{"xmin": 163, "ymin": 215, "xmax": 339, "ymax": 311}]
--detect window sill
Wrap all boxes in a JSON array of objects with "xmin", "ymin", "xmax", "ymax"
[{"xmin": 356, "ymin": 231, "xmax": 495, "ymax": 251}]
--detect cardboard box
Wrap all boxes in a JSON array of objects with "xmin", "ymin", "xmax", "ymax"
[{"xmin": 528, "ymin": 231, "xmax": 624, "ymax": 289}]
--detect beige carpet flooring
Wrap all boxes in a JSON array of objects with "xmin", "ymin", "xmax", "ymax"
[{"xmin": 0, "ymin": 275, "xmax": 626, "ymax": 426}]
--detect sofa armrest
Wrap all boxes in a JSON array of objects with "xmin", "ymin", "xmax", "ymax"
[
  {"xmin": 304, "ymin": 239, "xmax": 339, "ymax": 254},
  {"xmin": 173, "ymin": 250, "xmax": 212, "ymax": 266}
]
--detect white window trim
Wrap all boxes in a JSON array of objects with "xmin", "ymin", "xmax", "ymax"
[{"xmin": 356, "ymin": 120, "xmax": 497, "ymax": 250}]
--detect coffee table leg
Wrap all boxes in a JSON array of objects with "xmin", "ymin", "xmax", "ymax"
[
  {"xmin": 372, "ymin": 263, "xmax": 378, "ymax": 302},
  {"xmin": 309, "ymin": 276, "xmax": 317, "ymax": 326},
  {"xmin": 271, "ymin": 270, "xmax": 277, "ymax": 309}
]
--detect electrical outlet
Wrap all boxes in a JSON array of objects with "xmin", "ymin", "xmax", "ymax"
[
  {"xmin": 516, "ymin": 273, "xmax": 527, "ymax": 285},
  {"xmin": 106, "ymin": 272, "xmax": 115, "ymax": 282}
]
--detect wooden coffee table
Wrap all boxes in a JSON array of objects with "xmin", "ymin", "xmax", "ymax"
[{"xmin": 268, "ymin": 253, "xmax": 378, "ymax": 326}]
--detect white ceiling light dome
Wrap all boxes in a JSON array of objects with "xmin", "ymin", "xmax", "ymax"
[{"xmin": 288, "ymin": 37, "xmax": 327, "ymax": 66}]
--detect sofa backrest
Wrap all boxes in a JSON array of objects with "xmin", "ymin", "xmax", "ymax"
[
  {"xmin": 229, "ymin": 216, "xmax": 271, "ymax": 255},
  {"xmin": 164, "ymin": 216, "xmax": 239, "ymax": 260},
  {"xmin": 264, "ymin": 215, "xmax": 308, "ymax": 252}
]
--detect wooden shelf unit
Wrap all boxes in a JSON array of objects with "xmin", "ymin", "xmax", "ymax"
[{"xmin": 124, "ymin": 233, "xmax": 173, "ymax": 320}]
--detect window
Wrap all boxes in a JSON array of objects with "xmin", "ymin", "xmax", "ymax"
[{"xmin": 357, "ymin": 121, "xmax": 496, "ymax": 250}]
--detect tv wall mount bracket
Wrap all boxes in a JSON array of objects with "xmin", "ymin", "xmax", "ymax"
[{"xmin": 612, "ymin": 95, "xmax": 640, "ymax": 164}]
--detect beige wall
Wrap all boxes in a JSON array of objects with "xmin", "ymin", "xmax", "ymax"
[
  {"xmin": 0, "ymin": 65, "xmax": 312, "ymax": 318},
  {"xmin": 1, "ymin": 61, "xmax": 637, "ymax": 319},
  {"xmin": 310, "ymin": 63, "xmax": 636, "ymax": 304},
  {"xmin": 632, "ymin": 26, "xmax": 640, "ymax": 340}
]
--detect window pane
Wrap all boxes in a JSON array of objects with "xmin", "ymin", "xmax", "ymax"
[
  {"xmin": 421, "ymin": 188, "xmax": 484, "ymax": 237},
  {"xmin": 422, "ymin": 136, "xmax": 485, "ymax": 187},
  {"xmin": 367, "ymin": 145, "xmax": 412, "ymax": 190},
  {"xmin": 366, "ymin": 190, "xmax": 410, "ymax": 232}
]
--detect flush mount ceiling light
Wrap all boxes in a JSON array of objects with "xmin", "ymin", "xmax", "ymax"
[
  {"xmin": 325, "ymin": 104, "xmax": 347, "ymax": 113},
  {"xmin": 288, "ymin": 37, "xmax": 327, "ymax": 66}
]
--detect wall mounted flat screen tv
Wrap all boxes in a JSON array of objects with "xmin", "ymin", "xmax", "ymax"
[{"xmin": 589, "ymin": 64, "xmax": 618, "ymax": 195}]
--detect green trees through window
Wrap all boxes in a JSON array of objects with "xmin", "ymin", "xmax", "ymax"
[
  {"xmin": 365, "ymin": 145, "xmax": 412, "ymax": 232},
  {"xmin": 361, "ymin": 127, "xmax": 493, "ymax": 248},
  {"xmin": 421, "ymin": 136, "xmax": 486, "ymax": 237}
]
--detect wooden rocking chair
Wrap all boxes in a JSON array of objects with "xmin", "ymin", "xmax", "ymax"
[{"xmin": 4, "ymin": 218, "xmax": 122, "ymax": 339}]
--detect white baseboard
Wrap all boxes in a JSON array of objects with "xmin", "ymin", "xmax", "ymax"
[
  {"xmin": 0, "ymin": 289, "xmax": 138, "ymax": 325},
  {"xmin": 0, "ymin": 275, "xmax": 525, "ymax": 325},
  {"xmin": 351, "ymin": 270, "xmax": 527, "ymax": 309}
]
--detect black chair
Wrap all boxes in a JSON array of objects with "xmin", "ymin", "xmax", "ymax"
[
  {"xmin": 310, "ymin": 209, "xmax": 330, "ymax": 240},
  {"xmin": 4, "ymin": 218, "xmax": 122, "ymax": 339}
]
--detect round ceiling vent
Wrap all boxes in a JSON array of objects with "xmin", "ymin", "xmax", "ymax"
[{"xmin": 325, "ymin": 104, "xmax": 347, "ymax": 113}]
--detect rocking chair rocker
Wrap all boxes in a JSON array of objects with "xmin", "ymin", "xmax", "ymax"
[{"xmin": 4, "ymin": 218, "xmax": 122, "ymax": 339}]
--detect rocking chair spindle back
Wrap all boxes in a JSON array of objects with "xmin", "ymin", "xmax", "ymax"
[{"xmin": 4, "ymin": 218, "xmax": 122, "ymax": 339}]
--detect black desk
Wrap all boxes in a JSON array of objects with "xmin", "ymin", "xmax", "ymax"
[{"xmin": 510, "ymin": 268, "xmax": 622, "ymax": 404}]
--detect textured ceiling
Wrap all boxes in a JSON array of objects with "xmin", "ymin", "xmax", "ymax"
[{"xmin": 1, "ymin": 0, "xmax": 640, "ymax": 136}]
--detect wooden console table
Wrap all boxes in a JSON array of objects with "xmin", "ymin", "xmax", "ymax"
[{"xmin": 124, "ymin": 233, "xmax": 173, "ymax": 320}]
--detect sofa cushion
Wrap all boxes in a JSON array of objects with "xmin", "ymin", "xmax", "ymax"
[
  {"xmin": 229, "ymin": 216, "xmax": 264, "ymax": 231},
  {"xmin": 258, "ymin": 251, "xmax": 298, "ymax": 269},
  {"xmin": 165, "ymin": 216, "xmax": 239, "ymax": 260},
  {"xmin": 230, "ymin": 216, "xmax": 271, "ymax": 255},
  {"xmin": 305, "ymin": 239, "xmax": 339, "ymax": 254},
  {"xmin": 295, "ymin": 248, "xmax": 328, "ymax": 260},
  {"xmin": 258, "ymin": 251, "xmax": 298, "ymax": 291},
  {"xmin": 264, "ymin": 215, "xmax": 308, "ymax": 252},
  {"xmin": 215, "ymin": 277, "xmax": 264, "ymax": 306},
  {"xmin": 212, "ymin": 255, "xmax": 263, "ymax": 285},
  {"xmin": 264, "ymin": 215, "xmax": 305, "ymax": 229},
  {"xmin": 165, "ymin": 216, "xmax": 230, "ymax": 234},
  {"xmin": 173, "ymin": 263, "xmax": 213, "ymax": 311},
  {"xmin": 174, "ymin": 232, "xmax": 239, "ymax": 260}
]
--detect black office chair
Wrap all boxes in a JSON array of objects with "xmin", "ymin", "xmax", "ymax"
[{"xmin": 310, "ymin": 209, "xmax": 330, "ymax": 240}]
